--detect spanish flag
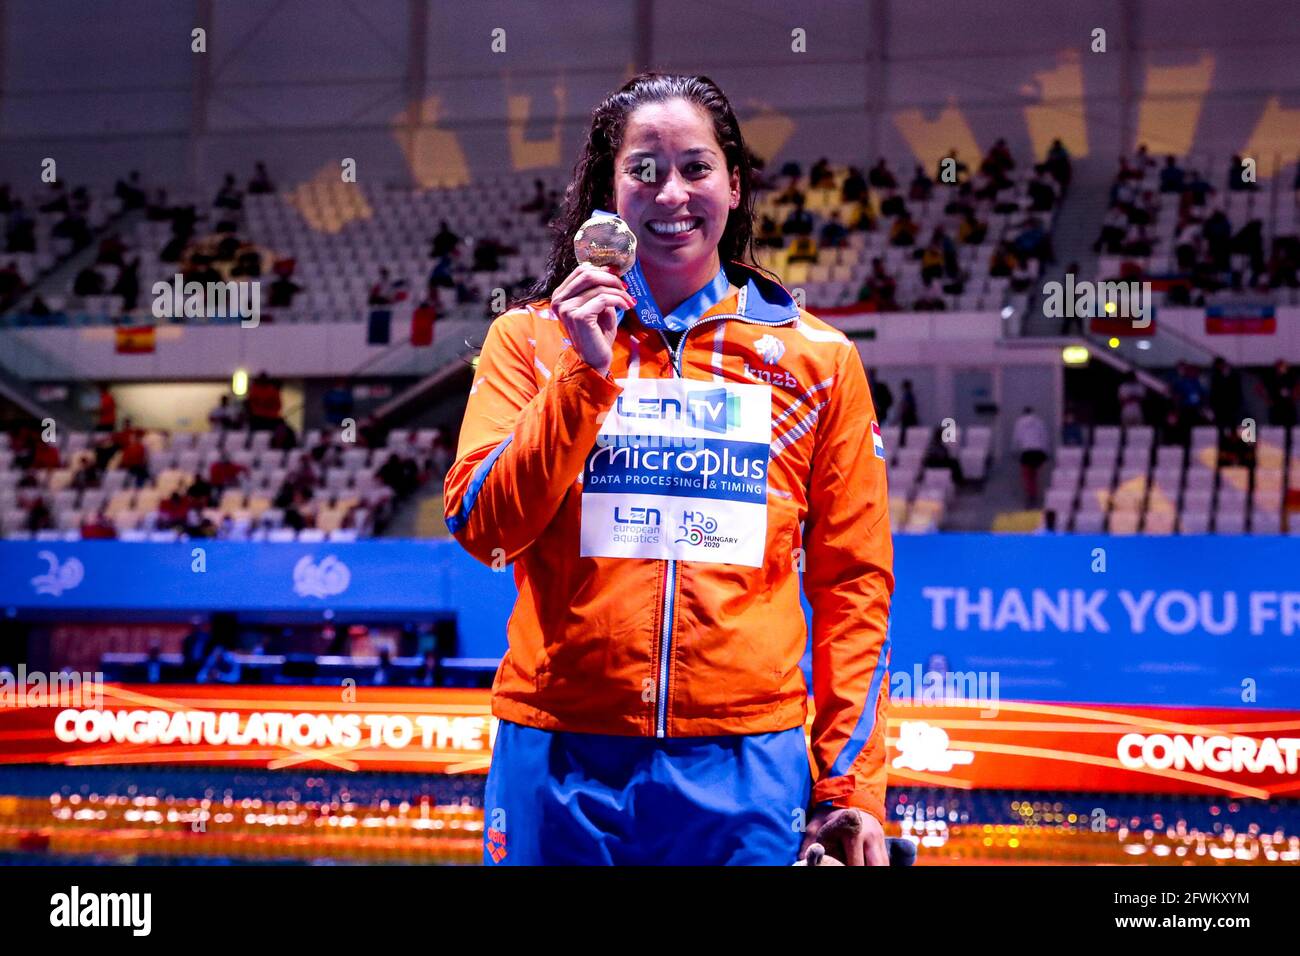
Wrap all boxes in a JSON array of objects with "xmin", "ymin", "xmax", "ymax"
[{"xmin": 114, "ymin": 326, "xmax": 156, "ymax": 354}]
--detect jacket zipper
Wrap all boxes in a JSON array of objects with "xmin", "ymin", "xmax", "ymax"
[{"xmin": 649, "ymin": 309, "xmax": 797, "ymax": 738}]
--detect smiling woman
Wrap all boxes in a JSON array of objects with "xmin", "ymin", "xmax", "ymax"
[{"xmin": 444, "ymin": 72, "xmax": 895, "ymax": 867}]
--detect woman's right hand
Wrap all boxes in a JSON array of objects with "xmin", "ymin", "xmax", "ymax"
[{"xmin": 551, "ymin": 263, "xmax": 636, "ymax": 378}]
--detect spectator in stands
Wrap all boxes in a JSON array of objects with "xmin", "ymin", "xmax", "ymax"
[
  {"xmin": 840, "ymin": 166, "xmax": 867, "ymax": 203},
  {"xmin": 857, "ymin": 257, "xmax": 896, "ymax": 311},
  {"xmin": 540, "ymin": 189, "xmax": 561, "ymax": 226},
  {"xmin": 774, "ymin": 175, "xmax": 804, "ymax": 206},
  {"xmin": 1012, "ymin": 216, "xmax": 1052, "ymax": 265},
  {"xmin": 847, "ymin": 196, "xmax": 876, "ymax": 232},
  {"xmin": 1012, "ymin": 406, "xmax": 1050, "ymax": 508},
  {"xmin": 1118, "ymin": 371, "xmax": 1146, "ymax": 426},
  {"xmin": 372, "ymin": 648, "xmax": 394, "ymax": 686},
  {"xmin": 231, "ymin": 241, "xmax": 263, "ymax": 277},
  {"xmin": 1009, "ymin": 256, "xmax": 1036, "ymax": 293},
  {"xmin": 323, "ymin": 380, "xmax": 354, "ymax": 427},
  {"xmin": 1172, "ymin": 362, "xmax": 1208, "ymax": 429},
  {"xmin": 957, "ymin": 209, "xmax": 986, "ymax": 246},
  {"xmin": 268, "ymin": 273, "xmax": 302, "ymax": 308},
  {"xmin": 209, "ymin": 453, "xmax": 247, "ymax": 490},
  {"xmin": 430, "ymin": 220, "xmax": 460, "ymax": 258},
  {"xmin": 919, "ymin": 238, "xmax": 946, "ymax": 285},
  {"xmin": 1121, "ymin": 222, "xmax": 1153, "ymax": 257},
  {"xmin": 114, "ymin": 171, "xmax": 146, "ymax": 209},
  {"xmin": 208, "ymin": 395, "xmax": 238, "ymax": 431},
  {"xmin": 26, "ymin": 294, "xmax": 54, "ymax": 319},
  {"xmin": 0, "ymin": 260, "xmax": 26, "ymax": 309},
  {"xmin": 1264, "ymin": 359, "xmax": 1298, "ymax": 427},
  {"xmin": 471, "ymin": 236, "xmax": 503, "ymax": 272},
  {"xmin": 755, "ymin": 214, "xmax": 782, "ymax": 248},
  {"xmin": 922, "ymin": 426, "xmax": 963, "ymax": 483},
  {"xmin": 71, "ymin": 457, "xmax": 101, "ymax": 492},
  {"xmin": 111, "ymin": 258, "xmax": 141, "ymax": 312},
  {"xmin": 519, "ymin": 179, "xmax": 547, "ymax": 213},
  {"xmin": 270, "ymin": 420, "xmax": 297, "ymax": 451},
  {"xmin": 869, "ymin": 370, "xmax": 893, "ymax": 425},
  {"xmin": 1231, "ymin": 219, "xmax": 1265, "ymax": 284},
  {"xmin": 92, "ymin": 431, "xmax": 117, "ymax": 471},
  {"xmin": 818, "ymin": 211, "xmax": 848, "ymax": 248},
  {"xmin": 1159, "ymin": 155, "xmax": 1185, "ymax": 193},
  {"xmin": 1218, "ymin": 424, "xmax": 1255, "ymax": 469},
  {"xmin": 248, "ymin": 162, "xmax": 275, "ymax": 195},
  {"xmin": 1027, "ymin": 166, "xmax": 1057, "ymax": 212},
  {"xmin": 119, "ymin": 429, "xmax": 149, "ymax": 487},
  {"xmin": 290, "ymin": 452, "xmax": 321, "ymax": 493},
  {"xmin": 24, "ymin": 498, "xmax": 52, "ymax": 533},
  {"xmin": 159, "ymin": 491, "xmax": 191, "ymax": 530},
  {"xmin": 186, "ymin": 472, "xmax": 214, "ymax": 509},
  {"xmin": 785, "ymin": 234, "xmax": 817, "ymax": 264},
  {"xmin": 214, "ymin": 173, "xmax": 243, "ymax": 211},
  {"xmin": 246, "ymin": 371, "xmax": 283, "ymax": 430},
  {"xmin": 412, "ymin": 650, "xmax": 442, "ymax": 687},
  {"xmin": 1174, "ymin": 218, "xmax": 1202, "ymax": 271},
  {"xmin": 145, "ymin": 188, "xmax": 171, "ymax": 221},
  {"xmin": 908, "ymin": 165, "xmax": 933, "ymax": 202},
  {"xmin": 781, "ymin": 196, "xmax": 814, "ymax": 236},
  {"xmin": 198, "ymin": 646, "xmax": 241, "ymax": 684},
  {"xmin": 79, "ymin": 509, "xmax": 116, "ymax": 540},
  {"xmin": 73, "ymin": 264, "xmax": 105, "ymax": 297},
  {"xmin": 180, "ymin": 626, "xmax": 213, "ymax": 679},
  {"xmin": 868, "ymin": 158, "xmax": 897, "ymax": 190},
  {"xmin": 898, "ymin": 380, "xmax": 919, "ymax": 429},
  {"xmin": 988, "ymin": 243, "xmax": 1016, "ymax": 278},
  {"xmin": 368, "ymin": 267, "xmax": 401, "ymax": 306},
  {"xmin": 1265, "ymin": 240, "xmax": 1300, "ymax": 289},
  {"xmin": 1208, "ymin": 358, "xmax": 1242, "ymax": 428},
  {"xmin": 378, "ymin": 451, "xmax": 418, "ymax": 497},
  {"xmin": 1202, "ymin": 208, "xmax": 1232, "ymax": 271},
  {"xmin": 808, "ymin": 157, "xmax": 834, "ymax": 189},
  {"xmin": 32, "ymin": 437, "xmax": 60, "ymax": 470},
  {"xmin": 1227, "ymin": 154, "xmax": 1256, "ymax": 192},
  {"xmin": 1044, "ymin": 139, "xmax": 1071, "ymax": 190},
  {"xmin": 143, "ymin": 645, "xmax": 164, "ymax": 684},
  {"xmin": 5, "ymin": 199, "xmax": 36, "ymax": 254},
  {"xmin": 1184, "ymin": 169, "xmax": 1212, "ymax": 207},
  {"xmin": 889, "ymin": 212, "xmax": 918, "ymax": 247},
  {"xmin": 983, "ymin": 138, "xmax": 1015, "ymax": 176},
  {"xmin": 1060, "ymin": 408, "xmax": 1085, "ymax": 447},
  {"xmin": 95, "ymin": 387, "xmax": 119, "ymax": 435}
]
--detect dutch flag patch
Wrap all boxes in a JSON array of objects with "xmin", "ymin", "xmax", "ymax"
[{"xmin": 872, "ymin": 421, "xmax": 886, "ymax": 460}]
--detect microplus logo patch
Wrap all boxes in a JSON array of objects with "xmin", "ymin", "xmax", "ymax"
[{"xmin": 50, "ymin": 886, "xmax": 151, "ymax": 936}]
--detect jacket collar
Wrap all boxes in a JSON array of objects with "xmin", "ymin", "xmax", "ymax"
[{"xmin": 705, "ymin": 259, "xmax": 801, "ymax": 325}]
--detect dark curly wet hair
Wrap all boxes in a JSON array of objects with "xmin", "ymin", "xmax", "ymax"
[{"xmin": 509, "ymin": 71, "xmax": 770, "ymax": 310}]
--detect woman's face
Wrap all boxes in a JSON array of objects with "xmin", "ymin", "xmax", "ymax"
[{"xmin": 611, "ymin": 98, "xmax": 740, "ymax": 277}]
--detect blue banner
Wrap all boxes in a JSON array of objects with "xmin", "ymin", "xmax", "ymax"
[{"xmin": 3, "ymin": 535, "xmax": 1298, "ymax": 709}]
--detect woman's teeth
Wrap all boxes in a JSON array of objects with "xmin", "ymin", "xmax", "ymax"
[{"xmin": 648, "ymin": 218, "xmax": 701, "ymax": 236}]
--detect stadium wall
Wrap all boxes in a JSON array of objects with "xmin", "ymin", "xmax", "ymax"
[
  {"xmin": 4, "ymin": 534, "xmax": 1298, "ymax": 710},
  {"xmin": 1, "ymin": 0, "xmax": 1297, "ymax": 189}
]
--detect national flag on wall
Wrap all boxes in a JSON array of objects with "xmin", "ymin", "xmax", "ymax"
[
  {"xmin": 1088, "ymin": 316, "xmax": 1156, "ymax": 336},
  {"xmin": 1206, "ymin": 304, "xmax": 1276, "ymax": 334},
  {"xmin": 114, "ymin": 326, "xmax": 156, "ymax": 354}
]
